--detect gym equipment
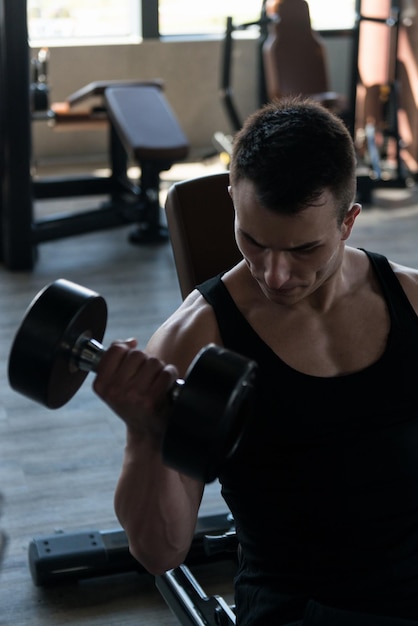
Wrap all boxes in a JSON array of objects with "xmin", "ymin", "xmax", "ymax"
[
  {"xmin": 157, "ymin": 527, "xmax": 238, "ymax": 625},
  {"xmin": 350, "ymin": 0, "xmax": 416, "ymax": 198},
  {"xmin": 165, "ymin": 171, "xmax": 241, "ymax": 300},
  {"xmin": 262, "ymin": 0, "xmax": 349, "ymax": 119},
  {"xmin": 213, "ymin": 11, "xmax": 269, "ymax": 159},
  {"xmin": 28, "ymin": 511, "xmax": 235, "ymax": 587},
  {"xmin": 214, "ymin": 1, "xmax": 350, "ymax": 161},
  {"xmin": 215, "ymin": 0, "xmax": 418, "ymax": 203},
  {"xmin": 8, "ymin": 279, "xmax": 258, "ymax": 483},
  {"xmin": 157, "ymin": 564, "xmax": 236, "ymax": 626},
  {"xmin": 0, "ymin": 0, "xmax": 189, "ymax": 270}
]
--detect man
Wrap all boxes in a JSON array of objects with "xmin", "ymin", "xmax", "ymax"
[{"xmin": 93, "ymin": 97, "xmax": 418, "ymax": 625}]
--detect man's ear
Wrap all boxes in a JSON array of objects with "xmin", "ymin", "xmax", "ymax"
[
  {"xmin": 228, "ymin": 185, "xmax": 233, "ymax": 199},
  {"xmin": 341, "ymin": 203, "xmax": 362, "ymax": 241}
]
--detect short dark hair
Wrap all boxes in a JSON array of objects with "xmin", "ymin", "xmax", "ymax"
[{"xmin": 229, "ymin": 97, "xmax": 357, "ymax": 223}]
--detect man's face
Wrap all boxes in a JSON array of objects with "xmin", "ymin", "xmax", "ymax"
[{"xmin": 229, "ymin": 179, "xmax": 359, "ymax": 306}]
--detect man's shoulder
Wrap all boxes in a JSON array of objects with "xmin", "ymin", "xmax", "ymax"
[{"xmin": 146, "ymin": 292, "xmax": 222, "ymax": 376}]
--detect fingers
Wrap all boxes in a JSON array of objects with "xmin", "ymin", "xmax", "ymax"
[{"xmin": 92, "ymin": 340, "xmax": 178, "ymax": 434}]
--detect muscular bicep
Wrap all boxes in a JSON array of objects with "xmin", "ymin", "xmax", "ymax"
[{"xmin": 145, "ymin": 290, "xmax": 222, "ymax": 378}]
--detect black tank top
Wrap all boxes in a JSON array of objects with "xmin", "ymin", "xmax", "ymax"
[{"xmin": 197, "ymin": 250, "xmax": 418, "ymax": 624}]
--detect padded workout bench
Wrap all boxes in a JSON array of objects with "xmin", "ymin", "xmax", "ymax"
[
  {"xmin": 1, "ymin": 75, "xmax": 189, "ymax": 268},
  {"xmin": 105, "ymin": 84, "xmax": 189, "ymax": 243}
]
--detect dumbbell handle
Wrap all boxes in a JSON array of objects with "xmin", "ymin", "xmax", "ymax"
[
  {"xmin": 74, "ymin": 336, "xmax": 105, "ymax": 373},
  {"xmin": 73, "ymin": 335, "xmax": 184, "ymax": 399}
]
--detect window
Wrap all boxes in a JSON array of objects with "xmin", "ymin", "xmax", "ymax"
[
  {"xmin": 158, "ymin": 0, "xmax": 357, "ymax": 36},
  {"xmin": 158, "ymin": 1, "xmax": 261, "ymax": 37},
  {"xmin": 308, "ymin": 0, "xmax": 356, "ymax": 30},
  {"xmin": 27, "ymin": 0, "xmax": 141, "ymax": 46},
  {"xmin": 27, "ymin": 0, "xmax": 357, "ymax": 46}
]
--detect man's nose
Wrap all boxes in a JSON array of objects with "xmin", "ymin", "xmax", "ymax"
[{"xmin": 264, "ymin": 251, "xmax": 291, "ymax": 289}]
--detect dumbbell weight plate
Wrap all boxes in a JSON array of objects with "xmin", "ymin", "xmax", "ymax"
[
  {"xmin": 163, "ymin": 344, "xmax": 258, "ymax": 483},
  {"xmin": 8, "ymin": 279, "xmax": 107, "ymax": 409}
]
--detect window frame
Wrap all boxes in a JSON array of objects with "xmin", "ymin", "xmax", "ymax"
[{"xmin": 142, "ymin": 0, "xmax": 159, "ymax": 39}]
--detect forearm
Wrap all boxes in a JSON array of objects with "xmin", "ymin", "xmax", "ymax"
[
  {"xmin": 114, "ymin": 429, "xmax": 204, "ymax": 575},
  {"xmin": 92, "ymin": 339, "xmax": 205, "ymax": 573}
]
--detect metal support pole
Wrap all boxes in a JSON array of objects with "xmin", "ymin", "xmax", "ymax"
[{"xmin": 0, "ymin": 0, "xmax": 36, "ymax": 269}]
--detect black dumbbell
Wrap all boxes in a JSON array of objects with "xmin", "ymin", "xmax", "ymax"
[{"xmin": 8, "ymin": 279, "xmax": 258, "ymax": 483}]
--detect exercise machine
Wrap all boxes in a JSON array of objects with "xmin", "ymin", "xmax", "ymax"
[
  {"xmin": 214, "ymin": 0, "xmax": 418, "ymax": 204},
  {"xmin": 213, "ymin": 0, "xmax": 350, "ymax": 162},
  {"xmin": 212, "ymin": 5, "xmax": 269, "ymax": 158},
  {"xmin": 28, "ymin": 511, "xmax": 236, "ymax": 587},
  {"xmin": 351, "ymin": 0, "xmax": 417, "ymax": 198},
  {"xmin": 0, "ymin": 0, "xmax": 189, "ymax": 270},
  {"xmin": 28, "ymin": 516, "xmax": 238, "ymax": 625}
]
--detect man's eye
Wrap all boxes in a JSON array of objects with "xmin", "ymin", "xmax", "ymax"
[
  {"xmin": 244, "ymin": 234, "xmax": 264, "ymax": 248},
  {"xmin": 294, "ymin": 247, "xmax": 316, "ymax": 256}
]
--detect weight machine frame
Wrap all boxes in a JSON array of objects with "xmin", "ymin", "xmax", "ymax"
[
  {"xmin": 29, "ymin": 512, "xmax": 238, "ymax": 625},
  {"xmin": 0, "ymin": 0, "xmax": 188, "ymax": 270},
  {"xmin": 215, "ymin": 0, "xmax": 416, "ymax": 204},
  {"xmin": 350, "ymin": 0, "xmax": 416, "ymax": 197}
]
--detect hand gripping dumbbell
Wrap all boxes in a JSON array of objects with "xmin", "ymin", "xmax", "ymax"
[{"xmin": 8, "ymin": 279, "xmax": 258, "ymax": 483}]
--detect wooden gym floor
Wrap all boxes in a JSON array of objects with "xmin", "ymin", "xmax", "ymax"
[{"xmin": 1, "ymin": 159, "xmax": 418, "ymax": 625}]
